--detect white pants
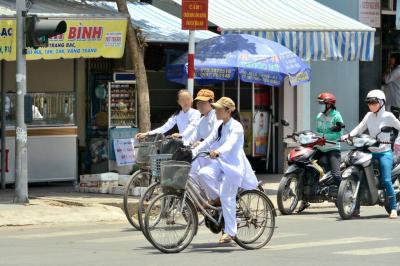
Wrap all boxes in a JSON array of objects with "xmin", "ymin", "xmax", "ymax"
[
  {"xmin": 198, "ymin": 159, "xmax": 239, "ymax": 237},
  {"xmin": 197, "ymin": 159, "xmax": 222, "ymax": 200}
]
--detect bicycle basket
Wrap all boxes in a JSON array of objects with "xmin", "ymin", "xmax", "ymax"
[
  {"xmin": 149, "ymin": 154, "xmax": 173, "ymax": 178},
  {"xmin": 160, "ymin": 160, "xmax": 191, "ymax": 191},
  {"xmin": 134, "ymin": 142, "xmax": 159, "ymax": 164}
]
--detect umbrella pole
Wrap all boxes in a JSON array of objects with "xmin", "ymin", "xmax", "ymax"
[
  {"xmin": 272, "ymin": 87, "xmax": 276, "ymax": 173},
  {"xmin": 252, "ymin": 82, "xmax": 255, "ymax": 157},
  {"xmin": 237, "ymin": 74, "xmax": 240, "ymax": 111},
  {"xmin": 266, "ymin": 87, "xmax": 273, "ymax": 172}
]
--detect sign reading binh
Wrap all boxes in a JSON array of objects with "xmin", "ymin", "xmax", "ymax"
[{"xmin": 181, "ymin": 0, "xmax": 208, "ymax": 30}]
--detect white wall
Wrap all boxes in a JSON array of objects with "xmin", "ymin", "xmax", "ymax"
[{"xmin": 310, "ymin": 0, "xmax": 360, "ymax": 132}]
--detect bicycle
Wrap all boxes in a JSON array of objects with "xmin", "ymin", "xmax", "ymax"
[
  {"xmin": 123, "ymin": 134, "xmax": 172, "ymax": 230},
  {"xmin": 142, "ymin": 152, "xmax": 276, "ymax": 253}
]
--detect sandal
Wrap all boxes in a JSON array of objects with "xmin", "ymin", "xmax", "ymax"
[{"xmin": 219, "ymin": 233, "xmax": 233, "ymax": 244}]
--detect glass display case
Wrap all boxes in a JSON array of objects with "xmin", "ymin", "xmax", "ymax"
[
  {"xmin": 3, "ymin": 92, "xmax": 76, "ymax": 127},
  {"xmin": 108, "ymin": 82, "xmax": 137, "ymax": 127}
]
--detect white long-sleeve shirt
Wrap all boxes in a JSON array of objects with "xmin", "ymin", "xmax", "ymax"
[
  {"xmin": 186, "ymin": 109, "xmax": 221, "ymax": 145},
  {"xmin": 384, "ymin": 66, "xmax": 400, "ymax": 108},
  {"xmin": 193, "ymin": 118, "xmax": 257, "ymax": 189},
  {"xmin": 350, "ymin": 107, "xmax": 400, "ymax": 153},
  {"xmin": 148, "ymin": 108, "xmax": 200, "ymax": 140}
]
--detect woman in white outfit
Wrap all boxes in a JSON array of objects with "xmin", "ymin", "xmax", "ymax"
[
  {"xmin": 192, "ymin": 97, "xmax": 258, "ymax": 244},
  {"xmin": 135, "ymin": 89, "xmax": 200, "ymax": 141},
  {"xmin": 187, "ymin": 89, "xmax": 221, "ymax": 184}
]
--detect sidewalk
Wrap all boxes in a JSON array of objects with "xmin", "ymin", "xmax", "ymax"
[
  {"xmin": 0, "ymin": 174, "xmax": 334, "ymax": 227},
  {"xmin": 0, "ymin": 184, "xmax": 126, "ymax": 227}
]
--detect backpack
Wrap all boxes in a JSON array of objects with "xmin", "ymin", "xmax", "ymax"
[
  {"xmin": 159, "ymin": 138, "xmax": 184, "ymax": 154},
  {"xmin": 172, "ymin": 147, "xmax": 193, "ymax": 163}
]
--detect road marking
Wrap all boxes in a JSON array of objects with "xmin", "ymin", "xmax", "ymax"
[
  {"xmin": 82, "ymin": 235, "xmax": 144, "ymax": 243},
  {"xmin": 333, "ymin": 246, "xmax": 400, "ymax": 256},
  {"xmin": 82, "ymin": 231, "xmax": 306, "ymax": 244},
  {"xmin": 272, "ymin": 233, "xmax": 306, "ymax": 239},
  {"xmin": 264, "ymin": 237, "xmax": 388, "ymax": 251},
  {"xmin": 8, "ymin": 228, "xmax": 125, "ymax": 239}
]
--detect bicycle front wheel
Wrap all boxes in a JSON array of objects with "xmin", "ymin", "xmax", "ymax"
[
  {"xmin": 123, "ymin": 170, "xmax": 152, "ymax": 230},
  {"xmin": 143, "ymin": 192, "xmax": 198, "ymax": 254},
  {"xmin": 138, "ymin": 181, "xmax": 162, "ymax": 239},
  {"xmin": 234, "ymin": 189, "xmax": 276, "ymax": 250}
]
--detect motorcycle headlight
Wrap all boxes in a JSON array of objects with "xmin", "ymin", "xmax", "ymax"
[
  {"xmin": 342, "ymin": 168, "xmax": 352, "ymax": 178},
  {"xmin": 353, "ymin": 138, "xmax": 365, "ymax": 148}
]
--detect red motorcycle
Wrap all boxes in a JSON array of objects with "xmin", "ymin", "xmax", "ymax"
[{"xmin": 277, "ymin": 122, "xmax": 344, "ymax": 215}]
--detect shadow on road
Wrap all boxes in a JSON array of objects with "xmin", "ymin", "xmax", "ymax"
[
  {"xmin": 335, "ymin": 214, "xmax": 389, "ymax": 221},
  {"xmin": 134, "ymin": 242, "xmax": 245, "ymax": 254}
]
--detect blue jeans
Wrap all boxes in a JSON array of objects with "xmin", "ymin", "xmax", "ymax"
[{"xmin": 372, "ymin": 151, "xmax": 397, "ymax": 211}]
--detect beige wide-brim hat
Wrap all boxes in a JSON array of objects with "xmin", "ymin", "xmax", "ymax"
[
  {"xmin": 194, "ymin": 89, "xmax": 215, "ymax": 102},
  {"xmin": 211, "ymin": 97, "xmax": 236, "ymax": 111}
]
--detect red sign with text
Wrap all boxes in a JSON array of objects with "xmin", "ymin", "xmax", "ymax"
[{"xmin": 182, "ymin": 0, "xmax": 208, "ymax": 30}]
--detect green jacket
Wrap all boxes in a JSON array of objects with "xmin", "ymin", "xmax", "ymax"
[{"xmin": 316, "ymin": 109, "xmax": 344, "ymax": 152}]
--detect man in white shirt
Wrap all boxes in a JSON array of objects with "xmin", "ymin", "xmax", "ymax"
[{"xmin": 384, "ymin": 54, "xmax": 400, "ymax": 115}]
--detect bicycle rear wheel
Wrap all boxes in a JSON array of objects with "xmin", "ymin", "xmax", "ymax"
[
  {"xmin": 123, "ymin": 170, "xmax": 151, "ymax": 230},
  {"xmin": 234, "ymin": 189, "xmax": 276, "ymax": 250},
  {"xmin": 143, "ymin": 192, "xmax": 198, "ymax": 253}
]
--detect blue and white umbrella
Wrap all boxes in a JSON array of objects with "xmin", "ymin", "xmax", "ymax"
[{"xmin": 166, "ymin": 33, "xmax": 311, "ymax": 86}]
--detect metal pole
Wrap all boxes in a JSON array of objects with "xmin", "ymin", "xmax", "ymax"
[
  {"xmin": 1, "ymin": 60, "xmax": 6, "ymax": 189},
  {"xmin": 251, "ymin": 83, "xmax": 255, "ymax": 157},
  {"xmin": 272, "ymin": 87, "xmax": 276, "ymax": 173},
  {"xmin": 221, "ymin": 81, "xmax": 225, "ymax": 97},
  {"xmin": 266, "ymin": 87, "xmax": 272, "ymax": 172},
  {"xmin": 237, "ymin": 74, "xmax": 240, "ymax": 111},
  {"xmin": 14, "ymin": 0, "xmax": 29, "ymax": 203},
  {"xmin": 187, "ymin": 30, "xmax": 195, "ymax": 95}
]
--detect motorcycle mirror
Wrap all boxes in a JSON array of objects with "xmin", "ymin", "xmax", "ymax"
[
  {"xmin": 331, "ymin": 122, "xmax": 346, "ymax": 132},
  {"xmin": 336, "ymin": 122, "xmax": 345, "ymax": 129},
  {"xmin": 281, "ymin": 119, "xmax": 290, "ymax": 127}
]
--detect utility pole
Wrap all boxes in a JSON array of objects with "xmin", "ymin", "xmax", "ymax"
[
  {"xmin": 187, "ymin": 30, "xmax": 195, "ymax": 95},
  {"xmin": 14, "ymin": 0, "xmax": 29, "ymax": 203},
  {"xmin": 1, "ymin": 60, "xmax": 6, "ymax": 190}
]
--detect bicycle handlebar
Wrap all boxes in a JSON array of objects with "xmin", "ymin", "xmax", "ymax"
[{"xmin": 192, "ymin": 151, "xmax": 220, "ymax": 162}]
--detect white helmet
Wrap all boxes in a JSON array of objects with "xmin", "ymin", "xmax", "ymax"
[{"xmin": 366, "ymin": 89, "xmax": 386, "ymax": 103}]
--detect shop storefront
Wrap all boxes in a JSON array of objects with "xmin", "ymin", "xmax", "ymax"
[{"xmin": 0, "ymin": 0, "xmax": 128, "ymax": 183}]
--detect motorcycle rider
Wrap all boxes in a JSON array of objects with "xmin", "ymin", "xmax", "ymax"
[
  {"xmin": 298, "ymin": 92, "xmax": 344, "ymax": 212},
  {"xmin": 342, "ymin": 89, "xmax": 399, "ymax": 219}
]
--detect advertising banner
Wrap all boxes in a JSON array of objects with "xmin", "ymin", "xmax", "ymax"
[{"xmin": 0, "ymin": 19, "xmax": 127, "ymax": 61}]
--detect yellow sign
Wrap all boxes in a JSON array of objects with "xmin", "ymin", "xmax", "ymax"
[{"xmin": 0, "ymin": 19, "xmax": 127, "ymax": 61}]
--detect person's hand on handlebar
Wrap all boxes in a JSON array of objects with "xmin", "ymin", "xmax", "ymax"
[
  {"xmin": 135, "ymin": 132, "xmax": 148, "ymax": 140},
  {"xmin": 171, "ymin": 133, "xmax": 181, "ymax": 139},
  {"xmin": 209, "ymin": 150, "xmax": 220, "ymax": 159},
  {"xmin": 340, "ymin": 134, "xmax": 350, "ymax": 142},
  {"xmin": 192, "ymin": 141, "xmax": 201, "ymax": 148}
]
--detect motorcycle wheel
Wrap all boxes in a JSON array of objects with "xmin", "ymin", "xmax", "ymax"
[
  {"xmin": 337, "ymin": 176, "xmax": 358, "ymax": 220},
  {"xmin": 277, "ymin": 174, "xmax": 300, "ymax": 215}
]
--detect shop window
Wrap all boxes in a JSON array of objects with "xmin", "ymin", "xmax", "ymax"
[
  {"xmin": 3, "ymin": 92, "xmax": 75, "ymax": 127},
  {"xmin": 382, "ymin": 0, "xmax": 396, "ymax": 11}
]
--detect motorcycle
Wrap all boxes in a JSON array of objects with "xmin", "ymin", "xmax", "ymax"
[
  {"xmin": 337, "ymin": 127, "xmax": 400, "ymax": 220},
  {"xmin": 277, "ymin": 121, "xmax": 345, "ymax": 215}
]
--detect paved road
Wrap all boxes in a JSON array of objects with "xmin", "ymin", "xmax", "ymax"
[{"xmin": 1, "ymin": 205, "xmax": 399, "ymax": 266}]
